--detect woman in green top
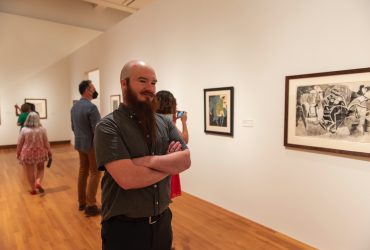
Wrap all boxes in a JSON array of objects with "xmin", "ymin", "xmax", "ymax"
[{"xmin": 16, "ymin": 103, "xmax": 31, "ymax": 128}]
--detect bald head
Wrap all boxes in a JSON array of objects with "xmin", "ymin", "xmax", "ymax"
[
  {"xmin": 119, "ymin": 60, "xmax": 158, "ymax": 142},
  {"xmin": 120, "ymin": 60, "xmax": 155, "ymax": 81},
  {"xmin": 120, "ymin": 59, "xmax": 158, "ymax": 105}
]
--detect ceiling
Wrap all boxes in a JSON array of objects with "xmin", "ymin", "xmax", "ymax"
[{"xmin": 0, "ymin": 0, "xmax": 155, "ymax": 85}]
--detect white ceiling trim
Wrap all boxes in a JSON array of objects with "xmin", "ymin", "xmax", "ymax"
[{"xmin": 82, "ymin": 0, "xmax": 138, "ymax": 13}]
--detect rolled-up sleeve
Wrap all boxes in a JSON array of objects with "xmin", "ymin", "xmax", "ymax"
[{"xmin": 94, "ymin": 118, "xmax": 130, "ymax": 171}]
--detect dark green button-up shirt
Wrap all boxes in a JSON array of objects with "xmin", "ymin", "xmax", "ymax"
[{"xmin": 94, "ymin": 104, "xmax": 187, "ymax": 222}]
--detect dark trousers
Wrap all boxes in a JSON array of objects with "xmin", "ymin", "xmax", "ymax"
[{"xmin": 102, "ymin": 208, "xmax": 173, "ymax": 250}]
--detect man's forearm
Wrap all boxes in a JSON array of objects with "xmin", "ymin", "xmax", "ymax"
[
  {"xmin": 106, "ymin": 159, "xmax": 168, "ymax": 190},
  {"xmin": 132, "ymin": 149, "xmax": 191, "ymax": 175}
]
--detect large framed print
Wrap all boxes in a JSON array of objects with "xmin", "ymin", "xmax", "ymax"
[
  {"xmin": 110, "ymin": 95, "xmax": 121, "ymax": 112},
  {"xmin": 284, "ymin": 67, "xmax": 370, "ymax": 157},
  {"xmin": 204, "ymin": 87, "xmax": 234, "ymax": 136},
  {"xmin": 25, "ymin": 98, "xmax": 47, "ymax": 119}
]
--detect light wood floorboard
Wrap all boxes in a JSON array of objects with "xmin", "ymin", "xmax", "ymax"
[{"xmin": 0, "ymin": 144, "xmax": 316, "ymax": 250}]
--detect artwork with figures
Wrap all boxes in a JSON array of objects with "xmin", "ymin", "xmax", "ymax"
[
  {"xmin": 296, "ymin": 83, "xmax": 370, "ymax": 138},
  {"xmin": 204, "ymin": 87, "xmax": 234, "ymax": 136},
  {"xmin": 285, "ymin": 67, "xmax": 370, "ymax": 157}
]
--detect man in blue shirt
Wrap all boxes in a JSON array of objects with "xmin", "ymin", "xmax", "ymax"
[{"xmin": 71, "ymin": 80, "xmax": 101, "ymax": 216}]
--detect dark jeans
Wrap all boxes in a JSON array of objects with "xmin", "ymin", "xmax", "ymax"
[{"xmin": 102, "ymin": 208, "xmax": 173, "ymax": 250}]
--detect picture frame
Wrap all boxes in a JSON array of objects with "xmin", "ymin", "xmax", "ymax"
[
  {"xmin": 204, "ymin": 87, "xmax": 234, "ymax": 136},
  {"xmin": 25, "ymin": 98, "xmax": 47, "ymax": 119},
  {"xmin": 110, "ymin": 95, "xmax": 121, "ymax": 112},
  {"xmin": 284, "ymin": 67, "xmax": 370, "ymax": 157}
]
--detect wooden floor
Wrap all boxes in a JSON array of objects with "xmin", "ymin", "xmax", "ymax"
[{"xmin": 0, "ymin": 144, "xmax": 316, "ymax": 250}]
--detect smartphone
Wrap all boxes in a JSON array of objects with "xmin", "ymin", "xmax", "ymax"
[
  {"xmin": 177, "ymin": 111, "xmax": 185, "ymax": 118},
  {"xmin": 47, "ymin": 158, "xmax": 52, "ymax": 168}
]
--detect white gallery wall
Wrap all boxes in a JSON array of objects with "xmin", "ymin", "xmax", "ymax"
[
  {"xmin": 2, "ymin": 0, "xmax": 370, "ymax": 249},
  {"xmin": 67, "ymin": 0, "xmax": 370, "ymax": 249},
  {"xmin": 0, "ymin": 58, "xmax": 71, "ymax": 145},
  {"xmin": 0, "ymin": 12, "xmax": 101, "ymax": 146}
]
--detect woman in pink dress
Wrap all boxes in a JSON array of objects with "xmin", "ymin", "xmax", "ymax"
[
  {"xmin": 156, "ymin": 90, "xmax": 189, "ymax": 199},
  {"xmin": 17, "ymin": 112, "xmax": 52, "ymax": 195}
]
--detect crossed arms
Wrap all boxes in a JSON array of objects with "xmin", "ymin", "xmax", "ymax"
[{"xmin": 105, "ymin": 141, "xmax": 191, "ymax": 190}]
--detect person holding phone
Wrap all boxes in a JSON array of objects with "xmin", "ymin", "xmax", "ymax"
[
  {"xmin": 15, "ymin": 103, "xmax": 31, "ymax": 129},
  {"xmin": 156, "ymin": 90, "xmax": 188, "ymax": 144},
  {"xmin": 156, "ymin": 90, "xmax": 189, "ymax": 199}
]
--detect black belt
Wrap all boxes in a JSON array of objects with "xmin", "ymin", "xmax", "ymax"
[{"xmin": 113, "ymin": 209, "xmax": 167, "ymax": 225}]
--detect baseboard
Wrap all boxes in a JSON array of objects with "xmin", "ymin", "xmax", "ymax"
[
  {"xmin": 50, "ymin": 140, "xmax": 71, "ymax": 145},
  {"xmin": 0, "ymin": 140, "xmax": 71, "ymax": 149}
]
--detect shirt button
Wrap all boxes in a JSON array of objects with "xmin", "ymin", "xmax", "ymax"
[
  {"xmin": 146, "ymin": 135, "xmax": 150, "ymax": 138},
  {"xmin": 152, "ymin": 152, "xmax": 154, "ymax": 155},
  {"xmin": 156, "ymin": 201, "xmax": 159, "ymax": 205},
  {"xmin": 154, "ymin": 184, "xmax": 157, "ymax": 188}
]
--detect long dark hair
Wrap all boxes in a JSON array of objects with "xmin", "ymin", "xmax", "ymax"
[{"xmin": 156, "ymin": 90, "xmax": 176, "ymax": 114}]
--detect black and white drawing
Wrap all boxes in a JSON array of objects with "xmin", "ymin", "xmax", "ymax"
[
  {"xmin": 285, "ymin": 67, "xmax": 370, "ymax": 157},
  {"xmin": 296, "ymin": 83, "xmax": 370, "ymax": 139}
]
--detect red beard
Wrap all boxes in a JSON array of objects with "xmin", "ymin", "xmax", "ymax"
[{"xmin": 124, "ymin": 82, "xmax": 158, "ymax": 144}]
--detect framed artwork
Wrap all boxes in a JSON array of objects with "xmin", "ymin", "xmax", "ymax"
[
  {"xmin": 284, "ymin": 67, "xmax": 370, "ymax": 157},
  {"xmin": 204, "ymin": 87, "xmax": 234, "ymax": 136},
  {"xmin": 110, "ymin": 95, "xmax": 121, "ymax": 112},
  {"xmin": 25, "ymin": 98, "xmax": 47, "ymax": 119}
]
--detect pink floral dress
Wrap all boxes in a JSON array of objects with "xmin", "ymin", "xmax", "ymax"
[{"xmin": 17, "ymin": 127, "xmax": 51, "ymax": 165}]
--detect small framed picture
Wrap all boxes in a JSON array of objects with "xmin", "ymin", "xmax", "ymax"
[
  {"xmin": 25, "ymin": 98, "xmax": 47, "ymax": 119},
  {"xmin": 110, "ymin": 95, "xmax": 121, "ymax": 112},
  {"xmin": 204, "ymin": 87, "xmax": 234, "ymax": 136}
]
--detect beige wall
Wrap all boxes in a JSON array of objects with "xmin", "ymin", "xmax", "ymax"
[
  {"xmin": 68, "ymin": 1, "xmax": 370, "ymax": 249},
  {"xmin": 2, "ymin": 0, "xmax": 370, "ymax": 249},
  {"xmin": 0, "ymin": 58, "xmax": 71, "ymax": 145},
  {"xmin": 0, "ymin": 12, "xmax": 101, "ymax": 146}
]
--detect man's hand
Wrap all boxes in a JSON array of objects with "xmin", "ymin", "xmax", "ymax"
[
  {"xmin": 167, "ymin": 141, "xmax": 182, "ymax": 154},
  {"xmin": 131, "ymin": 141, "xmax": 189, "ymax": 175}
]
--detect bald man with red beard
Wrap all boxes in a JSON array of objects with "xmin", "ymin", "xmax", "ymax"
[{"xmin": 94, "ymin": 60, "xmax": 191, "ymax": 250}]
